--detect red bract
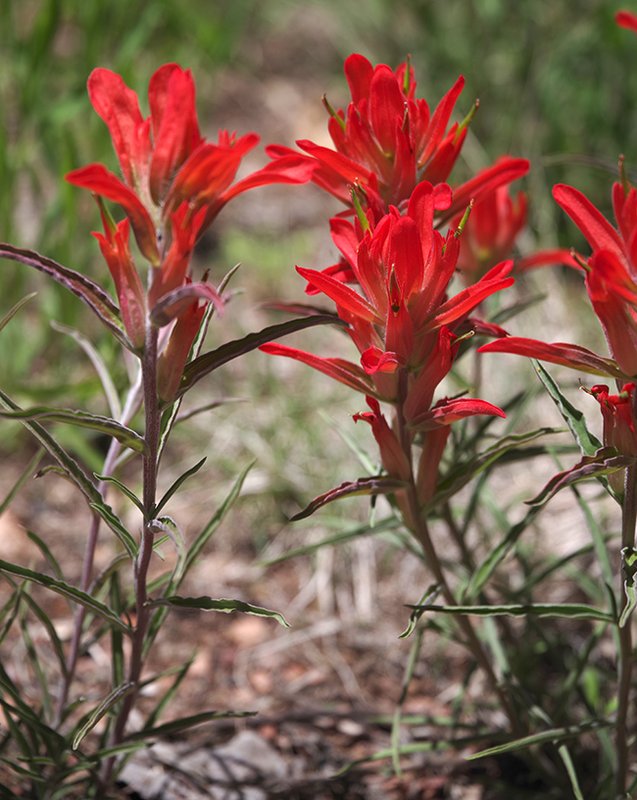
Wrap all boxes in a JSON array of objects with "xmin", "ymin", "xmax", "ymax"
[
  {"xmin": 588, "ymin": 383, "xmax": 637, "ymax": 457},
  {"xmin": 262, "ymin": 181, "xmax": 510, "ymax": 503},
  {"xmin": 267, "ymin": 53, "xmax": 529, "ymax": 220},
  {"xmin": 480, "ymin": 182, "xmax": 637, "ymax": 380},
  {"xmin": 67, "ymin": 64, "xmax": 314, "ymax": 267},
  {"xmin": 456, "ymin": 182, "xmax": 527, "ymax": 282}
]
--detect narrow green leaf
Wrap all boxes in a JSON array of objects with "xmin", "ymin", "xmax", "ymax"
[
  {"xmin": 527, "ymin": 449, "xmax": 630, "ymax": 507},
  {"xmin": 141, "ymin": 653, "xmax": 197, "ymax": 734},
  {"xmin": 291, "ymin": 476, "xmax": 407, "ymax": 521},
  {"xmin": 429, "ymin": 428, "xmax": 561, "ymax": 511},
  {"xmin": 95, "ymin": 473, "xmax": 144, "ymax": 515},
  {"xmin": 22, "ymin": 592, "xmax": 68, "ymax": 680},
  {"xmin": 72, "ymin": 682, "xmax": 135, "ymax": 750},
  {"xmin": 558, "ymin": 744, "xmax": 585, "ymax": 800},
  {"xmin": 0, "ymin": 449, "xmax": 43, "ymax": 517},
  {"xmin": 0, "ymin": 293, "xmax": 37, "ymax": 333},
  {"xmin": 180, "ymin": 462, "xmax": 253, "ymax": 581},
  {"xmin": 260, "ymin": 515, "xmax": 401, "ymax": 567},
  {"xmin": 0, "ymin": 388, "xmax": 101, "ymax": 505},
  {"xmin": 399, "ymin": 585, "xmax": 441, "ymax": 639},
  {"xmin": 466, "ymin": 719, "xmax": 611, "ymax": 760},
  {"xmin": 0, "ymin": 559, "xmax": 131, "ymax": 634},
  {"xmin": 409, "ymin": 602, "xmax": 613, "ymax": 623},
  {"xmin": 89, "ymin": 503, "xmax": 138, "ymax": 558},
  {"xmin": 464, "ymin": 506, "xmax": 541, "ymax": 601},
  {"xmin": 25, "ymin": 528, "xmax": 63, "ymax": 581},
  {"xmin": 0, "ymin": 243, "xmax": 129, "ymax": 348},
  {"xmin": 151, "ymin": 595, "xmax": 289, "ymax": 628},
  {"xmin": 0, "ymin": 406, "xmax": 145, "ymax": 453},
  {"xmin": 124, "ymin": 710, "xmax": 256, "ymax": 741},
  {"xmin": 533, "ymin": 361, "xmax": 602, "ymax": 456},
  {"xmin": 154, "ymin": 457, "xmax": 206, "ymax": 516},
  {"xmin": 51, "ymin": 321, "xmax": 122, "ymax": 420},
  {"xmin": 179, "ymin": 315, "xmax": 346, "ymax": 396}
]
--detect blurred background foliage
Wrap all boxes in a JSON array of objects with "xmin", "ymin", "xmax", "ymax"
[{"xmin": 0, "ymin": 0, "xmax": 634, "ymax": 462}]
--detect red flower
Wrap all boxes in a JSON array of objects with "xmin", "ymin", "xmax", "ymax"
[
  {"xmin": 588, "ymin": 383, "xmax": 637, "ymax": 457},
  {"xmin": 267, "ymin": 54, "xmax": 529, "ymax": 220},
  {"xmin": 480, "ymin": 182, "xmax": 637, "ymax": 379},
  {"xmin": 261, "ymin": 181, "xmax": 510, "ymax": 484},
  {"xmin": 67, "ymin": 64, "xmax": 314, "ymax": 267}
]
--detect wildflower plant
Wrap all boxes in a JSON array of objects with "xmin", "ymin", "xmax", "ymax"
[{"xmin": 1, "ymin": 16, "xmax": 637, "ymax": 800}]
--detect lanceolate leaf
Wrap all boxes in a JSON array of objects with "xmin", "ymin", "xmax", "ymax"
[
  {"xmin": 408, "ymin": 602, "xmax": 613, "ymax": 623},
  {"xmin": 178, "ymin": 315, "xmax": 346, "ymax": 397},
  {"xmin": 0, "ymin": 243, "xmax": 130, "ymax": 348},
  {"xmin": 151, "ymin": 595, "xmax": 289, "ymax": 628},
  {"xmin": 0, "ymin": 292, "xmax": 37, "ymax": 333},
  {"xmin": 0, "ymin": 406, "xmax": 145, "ymax": 453},
  {"xmin": 125, "ymin": 710, "xmax": 256, "ymax": 741},
  {"xmin": 154, "ymin": 457, "xmax": 206, "ymax": 516},
  {"xmin": 466, "ymin": 719, "xmax": 611, "ymax": 761},
  {"xmin": 0, "ymin": 388, "xmax": 101, "ymax": 505},
  {"xmin": 0, "ymin": 560, "xmax": 131, "ymax": 634},
  {"xmin": 532, "ymin": 361, "xmax": 602, "ymax": 456},
  {"xmin": 72, "ymin": 682, "xmax": 135, "ymax": 750},
  {"xmin": 291, "ymin": 476, "xmax": 408, "ymax": 521},
  {"xmin": 427, "ymin": 428, "xmax": 560, "ymax": 511},
  {"xmin": 527, "ymin": 449, "xmax": 631, "ymax": 507}
]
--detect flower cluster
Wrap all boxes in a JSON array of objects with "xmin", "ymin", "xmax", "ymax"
[
  {"xmin": 261, "ymin": 54, "xmax": 534, "ymax": 518},
  {"xmin": 67, "ymin": 64, "xmax": 313, "ymax": 399}
]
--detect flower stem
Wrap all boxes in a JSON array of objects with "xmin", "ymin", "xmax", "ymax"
[
  {"xmin": 616, "ymin": 455, "xmax": 637, "ymax": 797},
  {"xmin": 102, "ymin": 326, "xmax": 160, "ymax": 785}
]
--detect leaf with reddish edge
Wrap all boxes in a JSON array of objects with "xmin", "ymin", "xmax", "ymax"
[
  {"xmin": 479, "ymin": 337, "xmax": 626, "ymax": 379},
  {"xmin": 0, "ymin": 243, "xmax": 131, "ymax": 350},
  {"xmin": 66, "ymin": 164, "xmax": 159, "ymax": 265},
  {"xmin": 408, "ymin": 397, "xmax": 505, "ymax": 431},
  {"xmin": 151, "ymin": 282, "xmax": 223, "ymax": 327},
  {"xmin": 178, "ymin": 315, "xmax": 347, "ymax": 397},
  {"xmin": 296, "ymin": 266, "xmax": 381, "ymax": 323},
  {"xmin": 553, "ymin": 184, "xmax": 626, "ymax": 262},
  {"xmin": 617, "ymin": 11, "xmax": 637, "ymax": 33},
  {"xmin": 0, "ymin": 406, "xmax": 146, "ymax": 453},
  {"xmin": 440, "ymin": 157, "xmax": 530, "ymax": 223},
  {"xmin": 290, "ymin": 475, "xmax": 407, "ymax": 521},
  {"xmin": 527, "ymin": 448, "xmax": 632, "ymax": 507},
  {"xmin": 261, "ymin": 342, "xmax": 377, "ymax": 396}
]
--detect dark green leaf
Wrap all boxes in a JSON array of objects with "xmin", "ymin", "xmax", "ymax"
[
  {"xmin": 151, "ymin": 595, "xmax": 289, "ymax": 627},
  {"xmin": 179, "ymin": 315, "xmax": 346, "ymax": 396},
  {"xmin": 0, "ymin": 243, "xmax": 129, "ymax": 348},
  {"xmin": 89, "ymin": 503, "xmax": 138, "ymax": 558},
  {"xmin": 527, "ymin": 448, "xmax": 630, "ymax": 507},
  {"xmin": 291, "ymin": 476, "xmax": 407, "ymax": 521},
  {"xmin": 95, "ymin": 474, "xmax": 145, "ymax": 515},
  {"xmin": 72, "ymin": 682, "xmax": 135, "ymax": 750},
  {"xmin": 0, "ymin": 559, "xmax": 131, "ymax": 634},
  {"xmin": 154, "ymin": 457, "xmax": 206, "ymax": 516},
  {"xmin": 125, "ymin": 710, "xmax": 256, "ymax": 741},
  {"xmin": 466, "ymin": 719, "xmax": 611, "ymax": 760},
  {"xmin": 409, "ymin": 602, "xmax": 613, "ymax": 623},
  {"xmin": 0, "ymin": 406, "xmax": 145, "ymax": 453},
  {"xmin": 0, "ymin": 292, "xmax": 37, "ymax": 333}
]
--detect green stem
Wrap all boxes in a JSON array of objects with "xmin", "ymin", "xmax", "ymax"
[{"xmin": 616, "ymin": 456, "xmax": 637, "ymax": 798}]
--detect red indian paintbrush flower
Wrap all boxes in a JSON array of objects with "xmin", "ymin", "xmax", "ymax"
[
  {"xmin": 67, "ymin": 64, "xmax": 313, "ymax": 267},
  {"xmin": 267, "ymin": 54, "xmax": 529, "ymax": 222},
  {"xmin": 480, "ymin": 180, "xmax": 637, "ymax": 379},
  {"xmin": 262, "ymin": 181, "xmax": 509, "ymax": 504}
]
